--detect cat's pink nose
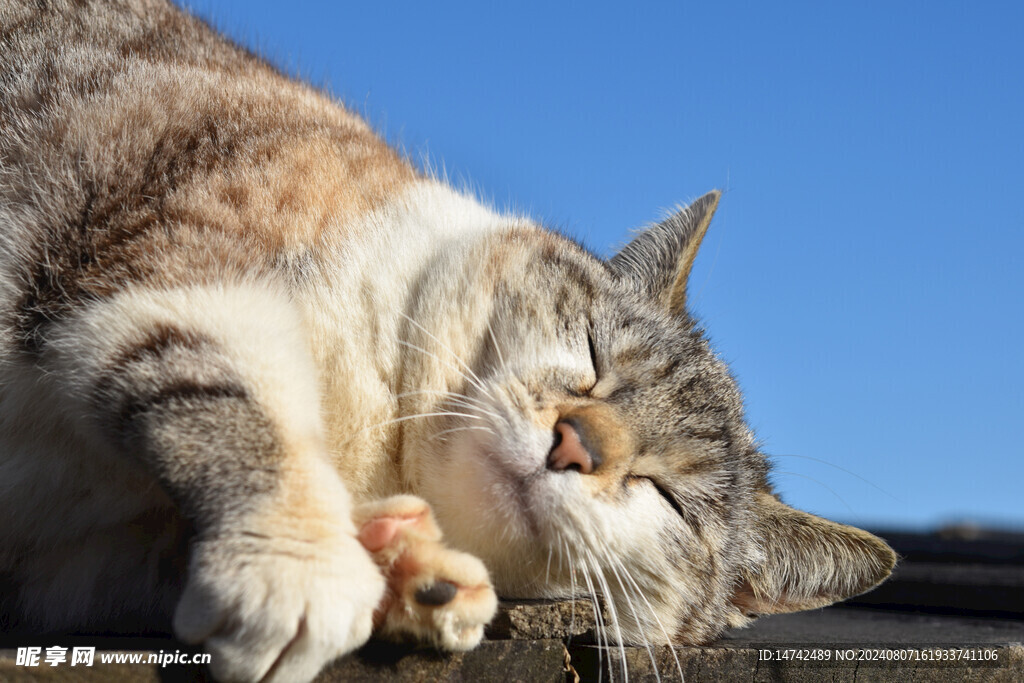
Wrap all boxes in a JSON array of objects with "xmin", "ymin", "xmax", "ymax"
[{"xmin": 548, "ymin": 419, "xmax": 596, "ymax": 474}]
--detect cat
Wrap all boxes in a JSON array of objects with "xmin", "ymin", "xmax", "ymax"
[{"xmin": 0, "ymin": 1, "xmax": 896, "ymax": 681}]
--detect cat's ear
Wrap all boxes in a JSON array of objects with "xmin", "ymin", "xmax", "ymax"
[
  {"xmin": 608, "ymin": 190, "xmax": 721, "ymax": 315},
  {"xmin": 732, "ymin": 492, "xmax": 897, "ymax": 616}
]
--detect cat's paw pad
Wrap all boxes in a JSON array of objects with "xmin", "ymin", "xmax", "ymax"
[
  {"xmin": 173, "ymin": 523, "xmax": 384, "ymax": 683},
  {"xmin": 354, "ymin": 495, "xmax": 498, "ymax": 651}
]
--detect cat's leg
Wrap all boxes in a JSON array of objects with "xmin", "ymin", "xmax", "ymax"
[
  {"xmin": 353, "ymin": 496, "xmax": 497, "ymax": 649},
  {"xmin": 41, "ymin": 282, "xmax": 383, "ymax": 683}
]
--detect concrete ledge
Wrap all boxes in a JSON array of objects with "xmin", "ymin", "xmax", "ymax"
[
  {"xmin": 568, "ymin": 643, "xmax": 1024, "ymax": 682},
  {"xmin": 3, "ymin": 639, "xmax": 1021, "ymax": 682},
  {"xmin": 3, "ymin": 601, "xmax": 1022, "ymax": 682}
]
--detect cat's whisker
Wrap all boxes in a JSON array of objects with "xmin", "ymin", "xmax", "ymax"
[
  {"xmin": 556, "ymin": 533, "xmax": 566, "ymax": 577},
  {"xmin": 486, "ymin": 317, "xmax": 511, "ymax": 379},
  {"xmin": 578, "ymin": 556, "xmax": 607, "ymax": 683},
  {"xmin": 397, "ymin": 312, "xmax": 492, "ymax": 398},
  {"xmin": 560, "ymin": 536, "xmax": 578, "ymax": 642},
  {"xmin": 600, "ymin": 548, "xmax": 660, "ymax": 682},
  {"xmin": 394, "ymin": 387, "xmax": 499, "ymax": 416},
  {"xmin": 581, "ymin": 552, "xmax": 612, "ymax": 682},
  {"xmin": 393, "ymin": 388, "xmax": 492, "ymax": 412},
  {"xmin": 772, "ymin": 470, "xmax": 858, "ymax": 517},
  {"xmin": 442, "ymin": 397, "xmax": 504, "ymax": 423},
  {"xmin": 600, "ymin": 542, "xmax": 683, "ymax": 681},
  {"xmin": 357, "ymin": 410, "xmax": 483, "ymax": 437},
  {"xmin": 426, "ymin": 424, "xmax": 494, "ymax": 443},
  {"xmin": 395, "ymin": 339, "xmax": 489, "ymax": 397},
  {"xmin": 768, "ymin": 453, "xmax": 901, "ymax": 501},
  {"xmin": 585, "ymin": 548, "xmax": 629, "ymax": 683},
  {"xmin": 393, "ymin": 388, "xmax": 504, "ymax": 426}
]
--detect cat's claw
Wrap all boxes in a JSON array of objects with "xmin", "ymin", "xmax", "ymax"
[{"xmin": 355, "ymin": 495, "xmax": 498, "ymax": 651}]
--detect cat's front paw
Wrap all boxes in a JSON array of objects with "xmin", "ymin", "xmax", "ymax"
[
  {"xmin": 355, "ymin": 495, "xmax": 498, "ymax": 651},
  {"xmin": 173, "ymin": 521, "xmax": 384, "ymax": 683}
]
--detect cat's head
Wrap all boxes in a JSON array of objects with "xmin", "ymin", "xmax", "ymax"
[{"xmin": 400, "ymin": 191, "xmax": 895, "ymax": 645}]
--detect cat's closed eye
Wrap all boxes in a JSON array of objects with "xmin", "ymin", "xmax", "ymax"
[
  {"xmin": 627, "ymin": 474, "xmax": 686, "ymax": 518},
  {"xmin": 564, "ymin": 329, "xmax": 598, "ymax": 397},
  {"xmin": 587, "ymin": 328, "xmax": 599, "ymax": 378}
]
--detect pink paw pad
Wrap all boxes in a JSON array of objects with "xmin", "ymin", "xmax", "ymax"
[
  {"xmin": 358, "ymin": 515, "xmax": 419, "ymax": 553},
  {"xmin": 352, "ymin": 495, "xmax": 497, "ymax": 650}
]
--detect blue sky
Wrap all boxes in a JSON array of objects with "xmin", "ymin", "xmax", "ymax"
[{"xmin": 187, "ymin": 0, "xmax": 1023, "ymax": 530}]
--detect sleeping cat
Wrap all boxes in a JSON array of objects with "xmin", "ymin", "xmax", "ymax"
[{"xmin": 0, "ymin": 0, "xmax": 896, "ymax": 681}]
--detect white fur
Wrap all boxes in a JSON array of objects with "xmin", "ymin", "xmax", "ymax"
[{"xmin": 174, "ymin": 458, "xmax": 384, "ymax": 683}]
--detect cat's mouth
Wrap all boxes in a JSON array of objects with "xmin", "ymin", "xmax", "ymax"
[
  {"xmin": 476, "ymin": 442, "xmax": 604, "ymax": 561},
  {"xmin": 433, "ymin": 421, "xmax": 566, "ymax": 546},
  {"xmin": 477, "ymin": 447, "xmax": 550, "ymax": 538},
  {"xmin": 422, "ymin": 386, "xmax": 590, "ymax": 557}
]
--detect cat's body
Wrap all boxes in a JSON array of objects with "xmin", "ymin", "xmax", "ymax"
[{"xmin": 0, "ymin": 1, "xmax": 895, "ymax": 681}]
